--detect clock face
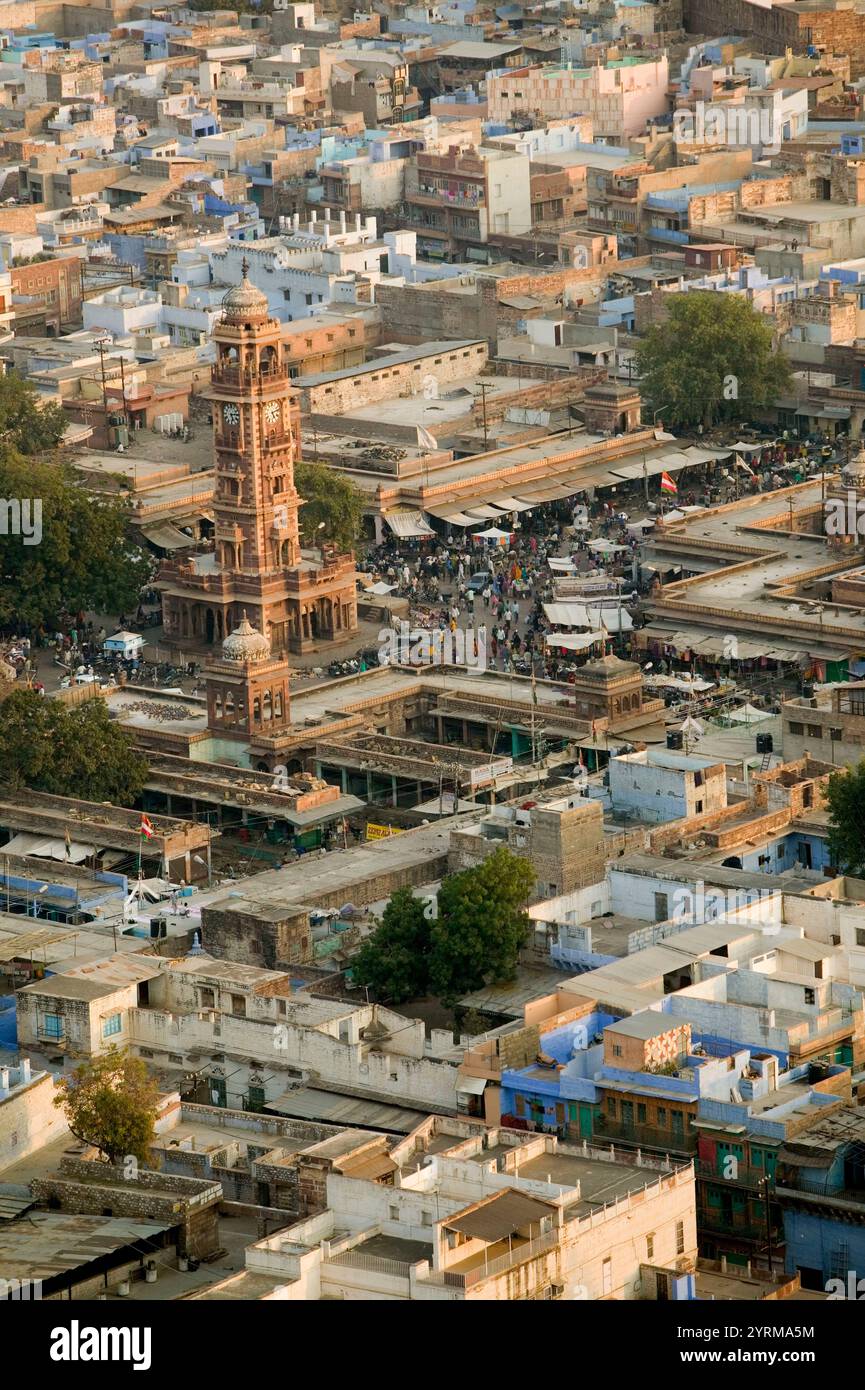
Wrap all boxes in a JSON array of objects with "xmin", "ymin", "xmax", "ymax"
[
  {"xmin": 223, "ymin": 403, "xmax": 240, "ymax": 426},
  {"xmin": 264, "ymin": 402, "xmax": 280, "ymax": 425}
]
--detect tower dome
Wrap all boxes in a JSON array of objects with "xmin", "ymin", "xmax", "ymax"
[
  {"xmin": 222, "ymin": 613, "xmax": 270, "ymax": 663},
  {"xmin": 221, "ymin": 257, "xmax": 269, "ymax": 323}
]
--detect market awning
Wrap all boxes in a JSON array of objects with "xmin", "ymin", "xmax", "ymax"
[
  {"xmin": 588, "ymin": 606, "xmax": 632, "ymax": 633},
  {"xmin": 463, "ymin": 505, "xmax": 506, "ymax": 520},
  {"xmin": 543, "ymin": 602, "xmax": 590, "ymax": 626},
  {"xmin": 140, "ymin": 522, "xmax": 196, "ymax": 551},
  {"xmin": 492, "ymin": 496, "xmax": 534, "ymax": 512},
  {"xmin": 384, "ymin": 511, "xmax": 436, "ymax": 538},
  {"xmin": 545, "ymin": 629, "xmax": 606, "ymax": 650}
]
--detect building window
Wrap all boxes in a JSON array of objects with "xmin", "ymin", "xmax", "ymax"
[
  {"xmin": 657, "ymin": 1107, "xmax": 667, "ymax": 1127},
  {"xmin": 612, "ymin": 1044, "xmax": 622, "ymax": 1057},
  {"xmin": 515, "ymin": 1095, "xmax": 525, "ymax": 1116},
  {"xmin": 606, "ymin": 1097, "xmax": 617, "ymax": 1116},
  {"xmin": 804, "ymin": 987, "xmax": 815, "ymax": 1004},
  {"xmin": 637, "ymin": 1103, "xmax": 647, "ymax": 1123},
  {"xmin": 200, "ymin": 987, "xmax": 215, "ymax": 1009},
  {"xmin": 602, "ymin": 1257, "xmax": 612, "ymax": 1295},
  {"xmin": 102, "ymin": 1013, "xmax": 122, "ymax": 1038},
  {"xmin": 646, "ymin": 1233, "xmax": 654, "ymax": 1260},
  {"xmin": 807, "ymin": 725, "xmax": 822, "ymax": 739},
  {"xmin": 231, "ymin": 994, "xmax": 246, "ymax": 1017},
  {"xmin": 676, "ymin": 1221, "xmax": 685, "ymax": 1255},
  {"xmin": 856, "ymin": 929, "xmax": 865, "ymax": 948},
  {"xmin": 41, "ymin": 1013, "xmax": 63, "ymax": 1039},
  {"xmin": 788, "ymin": 722, "xmax": 804, "ymax": 736}
]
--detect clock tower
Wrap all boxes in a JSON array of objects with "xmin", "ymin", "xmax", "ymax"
[
  {"xmin": 158, "ymin": 260, "xmax": 358, "ymax": 655},
  {"xmin": 210, "ymin": 263, "xmax": 301, "ymax": 576}
]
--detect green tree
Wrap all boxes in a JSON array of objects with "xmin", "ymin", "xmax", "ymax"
[
  {"xmin": 635, "ymin": 293, "xmax": 792, "ymax": 430},
  {"xmin": 0, "ymin": 372, "xmax": 67, "ymax": 454},
  {"xmin": 429, "ymin": 848, "xmax": 535, "ymax": 1004},
  {"xmin": 54, "ymin": 1047, "xmax": 160, "ymax": 1164},
  {"xmin": 351, "ymin": 887, "xmax": 431, "ymax": 1003},
  {"xmin": 295, "ymin": 459, "xmax": 364, "ymax": 553},
  {"xmin": 0, "ymin": 450, "xmax": 151, "ymax": 627},
  {"xmin": 0, "ymin": 689, "xmax": 149, "ymax": 803},
  {"xmin": 826, "ymin": 762, "xmax": 865, "ymax": 875}
]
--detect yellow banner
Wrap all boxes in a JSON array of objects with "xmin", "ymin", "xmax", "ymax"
[{"xmin": 366, "ymin": 823, "xmax": 402, "ymax": 840}]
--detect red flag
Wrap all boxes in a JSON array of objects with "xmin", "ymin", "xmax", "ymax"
[{"xmin": 660, "ymin": 471, "xmax": 678, "ymax": 494}]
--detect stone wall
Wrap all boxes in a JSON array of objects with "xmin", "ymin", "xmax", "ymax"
[
  {"xmin": 684, "ymin": 0, "xmax": 865, "ymax": 80},
  {"xmin": 31, "ymin": 1158, "xmax": 223, "ymax": 1259}
]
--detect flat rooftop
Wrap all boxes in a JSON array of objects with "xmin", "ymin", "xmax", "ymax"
[{"xmin": 0, "ymin": 1212, "xmax": 172, "ymax": 1284}]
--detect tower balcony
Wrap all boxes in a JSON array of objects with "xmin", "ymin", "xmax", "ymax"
[
  {"xmin": 211, "ymin": 362, "xmax": 290, "ymax": 388},
  {"xmin": 215, "ymin": 523, "xmax": 245, "ymax": 545}
]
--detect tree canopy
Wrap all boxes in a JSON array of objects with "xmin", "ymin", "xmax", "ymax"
[
  {"xmin": 295, "ymin": 459, "xmax": 365, "ymax": 553},
  {"xmin": 429, "ymin": 849, "xmax": 536, "ymax": 1003},
  {"xmin": 0, "ymin": 450, "xmax": 152, "ymax": 628},
  {"xmin": 350, "ymin": 887, "xmax": 430, "ymax": 1004},
  {"xmin": 635, "ymin": 292, "xmax": 792, "ymax": 430},
  {"xmin": 54, "ymin": 1047, "xmax": 160, "ymax": 1165},
  {"xmin": 351, "ymin": 848, "xmax": 536, "ymax": 1005},
  {"xmin": 0, "ymin": 689, "xmax": 149, "ymax": 804},
  {"xmin": 0, "ymin": 373, "xmax": 67, "ymax": 454},
  {"xmin": 826, "ymin": 762, "xmax": 865, "ymax": 875}
]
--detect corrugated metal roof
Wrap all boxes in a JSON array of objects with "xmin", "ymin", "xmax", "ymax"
[
  {"xmin": 445, "ymin": 1189, "xmax": 555, "ymax": 1241},
  {"xmin": 264, "ymin": 1088, "xmax": 423, "ymax": 1134}
]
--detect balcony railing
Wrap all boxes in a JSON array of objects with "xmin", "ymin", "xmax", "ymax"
[
  {"xmin": 696, "ymin": 1161, "xmax": 774, "ymax": 1191},
  {"xmin": 595, "ymin": 1117, "xmax": 697, "ymax": 1154},
  {"xmin": 212, "ymin": 364, "xmax": 289, "ymax": 387}
]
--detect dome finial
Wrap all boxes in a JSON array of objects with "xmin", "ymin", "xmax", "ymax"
[{"xmin": 241, "ymin": 256, "xmax": 249, "ymax": 279}]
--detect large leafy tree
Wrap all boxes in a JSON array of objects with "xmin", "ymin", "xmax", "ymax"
[
  {"xmin": 55, "ymin": 1047, "xmax": 160, "ymax": 1164},
  {"xmin": 295, "ymin": 459, "xmax": 364, "ymax": 553},
  {"xmin": 352, "ymin": 848, "xmax": 535, "ymax": 1005},
  {"xmin": 430, "ymin": 848, "xmax": 536, "ymax": 1003},
  {"xmin": 635, "ymin": 292, "xmax": 792, "ymax": 429},
  {"xmin": 826, "ymin": 762, "xmax": 865, "ymax": 875},
  {"xmin": 351, "ymin": 887, "xmax": 430, "ymax": 1004},
  {"xmin": 0, "ymin": 689, "xmax": 148, "ymax": 804},
  {"xmin": 0, "ymin": 372, "xmax": 67, "ymax": 454},
  {"xmin": 0, "ymin": 449, "xmax": 151, "ymax": 626}
]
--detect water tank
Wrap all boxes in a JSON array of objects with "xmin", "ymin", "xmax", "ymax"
[
  {"xmin": 756, "ymin": 733, "xmax": 774, "ymax": 754},
  {"xmin": 667, "ymin": 729, "xmax": 684, "ymax": 750}
]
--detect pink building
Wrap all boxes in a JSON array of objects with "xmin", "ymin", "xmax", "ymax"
[{"xmin": 487, "ymin": 56, "xmax": 670, "ymax": 143}]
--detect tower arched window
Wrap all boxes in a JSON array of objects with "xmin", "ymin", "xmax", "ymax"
[
  {"xmin": 274, "ymin": 691, "xmax": 283, "ymax": 717},
  {"xmin": 262, "ymin": 690, "xmax": 272, "ymax": 721}
]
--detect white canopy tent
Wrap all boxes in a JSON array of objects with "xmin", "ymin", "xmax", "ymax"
[
  {"xmin": 472, "ymin": 526, "xmax": 513, "ymax": 542},
  {"xmin": 588, "ymin": 539, "xmax": 628, "ymax": 555},
  {"xmin": 543, "ymin": 602, "xmax": 591, "ymax": 626},
  {"xmin": 384, "ymin": 511, "xmax": 436, "ymax": 538},
  {"xmin": 544, "ymin": 630, "xmax": 607, "ymax": 651}
]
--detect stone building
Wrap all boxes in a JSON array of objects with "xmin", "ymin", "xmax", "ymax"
[
  {"xmin": 31, "ymin": 1157, "xmax": 223, "ymax": 1261},
  {"xmin": 158, "ymin": 261, "xmax": 358, "ymax": 655},
  {"xmin": 449, "ymin": 794, "xmax": 609, "ymax": 900}
]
